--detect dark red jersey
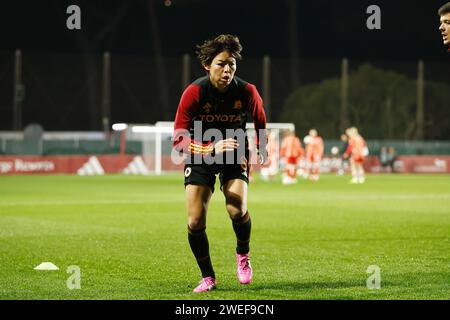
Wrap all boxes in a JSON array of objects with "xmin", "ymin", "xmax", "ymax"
[{"xmin": 173, "ymin": 76, "xmax": 267, "ymax": 157}]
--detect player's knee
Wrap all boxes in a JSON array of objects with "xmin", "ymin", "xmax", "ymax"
[
  {"xmin": 226, "ymin": 203, "xmax": 247, "ymax": 220},
  {"xmin": 188, "ymin": 216, "xmax": 206, "ymax": 230},
  {"xmin": 187, "ymin": 205, "xmax": 207, "ymax": 230}
]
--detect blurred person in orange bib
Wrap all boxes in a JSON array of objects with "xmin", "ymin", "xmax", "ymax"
[
  {"xmin": 304, "ymin": 129, "xmax": 324, "ymax": 181},
  {"xmin": 280, "ymin": 129, "xmax": 304, "ymax": 184},
  {"xmin": 343, "ymin": 127, "xmax": 368, "ymax": 184}
]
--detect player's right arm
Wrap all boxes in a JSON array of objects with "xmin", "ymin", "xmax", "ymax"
[{"xmin": 173, "ymin": 84, "xmax": 214, "ymax": 155}]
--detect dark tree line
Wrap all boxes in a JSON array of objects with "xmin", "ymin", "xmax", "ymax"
[{"xmin": 281, "ymin": 64, "xmax": 450, "ymax": 140}]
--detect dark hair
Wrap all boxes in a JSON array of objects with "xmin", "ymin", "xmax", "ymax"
[
  {"xmin": 196, "ymin": 34, "xmax": 242, "ymax": 66},
  {"xmin": 438, "ymin": 2, "xmax": 450, "ymax": 15}
]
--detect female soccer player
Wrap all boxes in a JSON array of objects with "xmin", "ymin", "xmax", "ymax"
[
  {"xmin": 172, "ymin": 34, "xmax": 267, "ymax": 293},
  {"xmin": 343, "ymin": 127, "xmax": 368, "ymax": 184},
  {"xmin": 280, "ymin": 129, "xmax": 304, "ymax": 184},
  {"xmin": 304, "ymin": 129, "xmax": 324, "ymax": 181}
]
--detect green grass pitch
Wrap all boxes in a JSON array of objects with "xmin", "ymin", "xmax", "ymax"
[{"xmin": 0, "ymin": 173, "xmax": 449, "ymax": 300}]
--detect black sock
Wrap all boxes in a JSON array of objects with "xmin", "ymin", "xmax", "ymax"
[
  {"xmin": 188, "ymin": 226, "xmax": 215, "ymax": 278},
  {"xmin": 232, "ymin": 211, "xmax": 252, "ymax": 254}
]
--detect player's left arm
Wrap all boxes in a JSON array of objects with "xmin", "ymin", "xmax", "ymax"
[
  {"xmin": 319, "ymin": 138, "xmax": 325, "ymax": 158},
  {"xmin": 343, "ymin": 141, "xmax": 353, "ymax": 159},
  {"xmin": 246, "ymin": 83, "xmax": 268, "ymax": 164}
]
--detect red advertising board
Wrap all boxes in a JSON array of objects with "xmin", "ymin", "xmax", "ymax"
[
  {"xmin": 0, "ymin": 155, "xmax": 134, "ymax": 175},
  {"xmin": 0, "ymin": 155, "xmax": 449, "ymax": 175}
]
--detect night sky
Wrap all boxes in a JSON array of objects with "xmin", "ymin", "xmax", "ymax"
[{"xmin": 1, "ymin": 0, "xmax": 449, "ymax": 60}]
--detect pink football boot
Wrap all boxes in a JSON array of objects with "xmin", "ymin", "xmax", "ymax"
[
  {"xmin": 236, "ymin": 253, "xmax": 253, "ymax": 284},
  {"xmin": 193, "ymin": 276, "xmax": 216, "ymax": 293}
]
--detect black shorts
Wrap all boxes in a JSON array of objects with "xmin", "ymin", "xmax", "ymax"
[{"xmin": 184, "ymin": 157, "xmax": 250, "ymax": 193}]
